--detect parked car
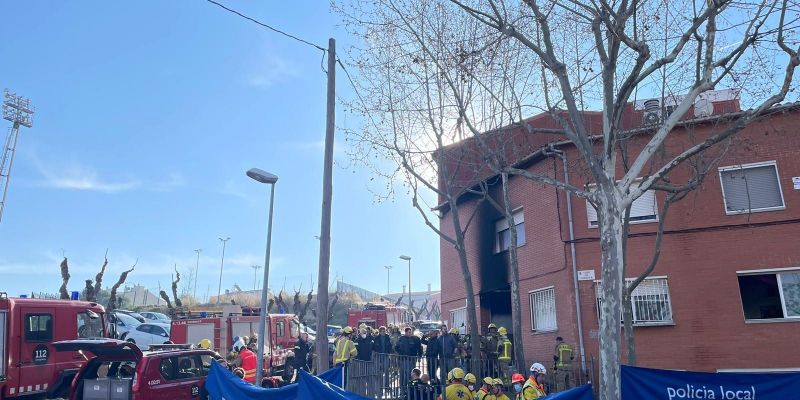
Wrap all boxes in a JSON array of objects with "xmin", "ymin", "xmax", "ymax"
[
  {"xmin": 112, "ymin": 311, "xmax": 143, "ymax": 338},
  {"xmin": 116, "ymin": 309, "xmax": 147, "ymax": 323},
  {"xmin": 141, "ymin": 311, "xmax": 171, "ymax": 322},
  {"xmin": 414, "ymin": 320, "xmax": 443, "ymax": 337},
  {"xmin": 123, "ymin": 323, "xmax": 172, "ymax": 350},
  {"xmin": 54, "ymin": 339, "xmax": 226, "ymax": 400}
]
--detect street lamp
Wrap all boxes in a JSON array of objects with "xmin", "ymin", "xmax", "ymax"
[
  {"xmin": 193, "ymin": 249, "xmax": 202, "ymax": 301},
  {"xmin": 251, "ymin": 265, "xmax": 262, "ymax": 290},
  {"xmin": 399, "ymin": 255, "xmax": 411, "ymax": 303},
  {"xmin": 247, "ymin": 167, "xmax": 279, "ymax": 386},
  {"xmin": 216, "ymin": 237, "xmax": 230, "ymax": 305},
  {"xmin": 383, "ymin": 265, "xmax": 392, "ymax": 295}
]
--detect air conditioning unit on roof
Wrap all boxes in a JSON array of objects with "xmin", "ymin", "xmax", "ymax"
[{"xmin": 642, "ymin": 99, "xmax": 661, "ymax": 126}]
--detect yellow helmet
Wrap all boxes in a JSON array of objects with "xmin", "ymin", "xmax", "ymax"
[
  {"xmin": 449, "ymin": 328, "xmax": 459, "ymax": 335},
  {"xmin": 498, "ymin": 327, "xmax": 507, "ymax": 336},
  {"xmin": 464, "ymin": 373, "xmax": 476, "ymax": 384},
  {"xmin": 483, "ymin": 376, "xmax": 494, "ymax": 385},
  {"xmin": 343, "ymin": 326, "xmax": 354, "ymax": 334},
  {"xmin": 197, "ymin": 339, "xmax": 212, "ymax": 349},
  {"xmin": 493, "ymin": 378, "xmax": 504, "ymax": 386},
  {"xmin": 487, "ymin": 323, "xmax": 497, "ymax": 330},
  {"xmin": 450, "ymin": 367, "xmax": 465, "ymax": 380}
]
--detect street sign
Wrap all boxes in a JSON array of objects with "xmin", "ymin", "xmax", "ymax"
[{"xmin": 577, "ymin": 270, "xmax": 596, "ymax": 281}]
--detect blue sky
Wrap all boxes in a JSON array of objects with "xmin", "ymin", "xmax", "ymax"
[{"xmin": 0, "ymin": 1, "xmax": 439, "ymax": 300}]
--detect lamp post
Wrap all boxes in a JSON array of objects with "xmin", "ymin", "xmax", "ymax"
[
  {"xmin": 251, "ymin": 265, "xmax": 262, "ymax": 290},
  {"xmin": 383, "ymin": 265, "xmax": 392, "ymax": 296},
  {"xmin": 399, "ymin": 255, "xmax": 411, "ymax": 303},
  {"xmin": 216, "ymin": 237, "xmax": 230, "ymax": 305},
  {"xmin": 247, "ymin": 167, "xmax": 278, "ymax": 387},
  {"xmin": 193, "ymin": 249, "xmax": 202, "ymax": 300}
]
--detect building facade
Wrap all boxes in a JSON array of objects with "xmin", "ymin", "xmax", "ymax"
[{"xmin": 439, "ymin": 91, "xmax": 800, "ymax": 372}]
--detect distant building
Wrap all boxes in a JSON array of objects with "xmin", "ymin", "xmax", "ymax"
[{"xmin": 121, "ymin": 284, "xmax": 162, "ymax": 307}]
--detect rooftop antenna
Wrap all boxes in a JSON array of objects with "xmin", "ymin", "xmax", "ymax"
[{"xmin": 1, "ymin": 89, "xmax": 33, "ymax": 223}]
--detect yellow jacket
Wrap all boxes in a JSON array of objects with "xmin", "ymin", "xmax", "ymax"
[
  {"xmin": 475, "ymin": 388, "xmax": 495, "ymax": 400},
  {"xmin": 333, "ymin": 336, "xmax": 357, "ymax": 364},
  {"xmin": 445, "ymin": 383, "xmax": 474, "ymax": 400},
  {"xmin": 521, "ymin": 377, "xmax": 546, "ymax": 400}
]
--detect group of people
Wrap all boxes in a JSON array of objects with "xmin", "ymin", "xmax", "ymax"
[{"xmin": 408, "ymin": 362, "xmax": 548, "ymax": 400}]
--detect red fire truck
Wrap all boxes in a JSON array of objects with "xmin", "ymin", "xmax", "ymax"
[
  {"xmin": 0, "ymin": 292, "xmax": 107, "ymax": 399},
  {"xmin": 347, "ymin": 303, "xmax": 412, "ymax": 329},
  {"xmin": 169, "ymin": 307, "xmax": 304, "ymax": 377}
]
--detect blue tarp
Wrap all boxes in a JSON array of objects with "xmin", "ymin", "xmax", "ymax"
[
  {"xmin": 205, "ymin": 362, "xmax": 368, "ymax": 400},
  {"xmin": 542, "ymin": 384, "xmax": 594, "ymax": 399},
  {"xmin": 621, "ymin": 365, "xmax": 800, "ymax": 400}
]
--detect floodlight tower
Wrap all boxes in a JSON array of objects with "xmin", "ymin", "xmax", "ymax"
[{"xmin": 1, "ymin": 89, "xmax": 34, "ymax": 223}]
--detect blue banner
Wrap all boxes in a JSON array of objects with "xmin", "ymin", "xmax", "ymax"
[
  {"xmin": 542, "ymin": 384, "xmax": 594, "ymax": 399},
  {"xmin": 205, "ymin": 362, "xmax": 366, "ymax": 400},
  {"xmin": 621, "ymin": 365, "xmax": 800, "ymax": 400}
]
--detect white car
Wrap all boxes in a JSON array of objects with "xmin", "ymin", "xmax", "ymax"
[
  {"xmin": 140, "ymin": 311, "xmax": 171, "ymax": 323},
  {"xmin": 112, "ymin": 311, "xmax": 143, "ymax": 338},
  {"xmin": 122, "ymin": 322, "xmax": 171, "ymax": 350}
]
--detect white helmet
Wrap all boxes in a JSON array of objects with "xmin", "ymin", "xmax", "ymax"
[
  {"xmin": 233, "ymin": 339, "xmax": 246, "ymax": 352},
  {"xmin": 530, "ymin": 362, "xmax": 547, "ymax": 375}
]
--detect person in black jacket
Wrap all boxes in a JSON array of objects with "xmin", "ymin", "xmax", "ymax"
[
  {"xmin": 421, "ymin": 330, "xmax": 442, "ymax": 379},
  {"xmin": 395, "ymin": 327, "xmax": 423, "ymax": 395},
  {"xmin": 355, "ymin": 328, "xmax": 376, "ymax": 361},
  {"xmin": 292, "ymin": 332, "xmax": 313, "ymax": 372},
  {"xmin": 374, "ymin": 326, "xmax": 393, "ymax": 391}
]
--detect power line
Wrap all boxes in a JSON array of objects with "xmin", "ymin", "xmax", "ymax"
[{"xmin": 205, "ymin": 0, "xmax": 326, "ymax": 52}]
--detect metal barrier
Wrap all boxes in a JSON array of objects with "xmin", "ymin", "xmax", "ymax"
[{"xmin": 345, "ymin": 353, "xmax": 596, "ymax": 399}]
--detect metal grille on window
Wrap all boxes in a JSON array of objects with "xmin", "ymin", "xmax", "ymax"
[
  {"xmin": 529, "ymin": 288, "xmax": 557, "ymax": 332},
  {"xmin": 450, "ymin": 307, "xmax": 466, "ymax": 334},
  {"xmin": 595, "ymin": 278, "xmax": 673, "ymax": 324},
  {"xmin": 720, "ymin": 164, "xmax": 783, "ymax": 213}
]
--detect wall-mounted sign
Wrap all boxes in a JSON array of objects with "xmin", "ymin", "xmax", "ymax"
[
  {"xmin": 577, "ymin": 270, "xmax": 596, "ymax": 281},
  {"xmin": 793, "ymin": 176, "xmax": 800, "ymax": 190}
]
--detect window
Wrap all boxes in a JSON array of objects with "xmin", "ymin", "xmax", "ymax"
[
  {"xmin": 719, "ymin": 161, "xmax": 785, "ymax": 214},
  {"xmin": 152, "ymin": 325, "xmax": 168, "ymax": 338},
  {"xmin": 276, "ymin": 321, "xmax": 285, "ymax": 338},
  {"xmin": 136, "ymin": 325, "xmax": 153, "ymax": 334},
  {"xmin": 586, "ymin": 190, "xmax": 658, "ymax": 227},
  {"xmin": 529, "ymin": 287, "xmax": 557, "ymax": 332},
  {"xmin": 25, "ymin": 314, "xmax": 53, "ymax": 342},
  {"xmin": 291, "ymin": 320, "xmax": 300, "ymax": 338},
  {"xmin": 159, "ymin": 358, "xmax": 177, "ymax": 380},
  {"xmin": 77, "ymin": 311, "xmax": 103, "ymax": 338},
  {"xmin": 595, "ymin": 277, "xmax": 673, "ymax": 325},
  {"xmin": 199, "ymin": 354, "xmax": 218, "ymax": 376},
  {"xmin": 738, "ymin": 269, "xmax": 800, "ymax": 321},
  {"xmin": 495, "ymin": 209, "xmax": 526, "ymax": 253},
  {"xmin": 449, "ymin": 306, "xmax": 466, "ymax": 334}
]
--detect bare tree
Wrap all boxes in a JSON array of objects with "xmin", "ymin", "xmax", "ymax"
[
  {"xmin": 59, "ymin": 257, "xmax": 71, "ymax": 300},
  {"xmin": 108, "ymin": 261, "xmax": 136, "ymax": 311},
  {"xmin": 339, "ymin": 0, "xmax": 800, "ymax": 398},
  {"xmin": 83, "ymin": 251, "xmax": 110, "ymax": 302},
  {"xmin": 171, "ymin": 265, "xmax": 183, "ymax": 308}
]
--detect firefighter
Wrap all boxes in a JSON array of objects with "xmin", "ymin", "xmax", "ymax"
[
  {"xmin": 464, "ymin": 373, "xmax": 477, "ymax": 396},
  {"xmin": 481, "ymin": 323, "xmax": 500, "ymax": 378},
  {"xmin": 334, "ymin": 326, "xmax": 358, "ymax": 365},
  {"xmin": 234, "ymin": 340, "xmax": 258, "ymax": 385},
  {"xmin": 492, "ymin": 378, "xmax": 510, "ymax": 400},
  {"xmin": 476, "ymin": 377, "xmax": 496, "ymax": 400},
  {"xmin": 247, "ymin": 333, "xmax": 259, "ymax": 352},
  {"xmin": 497, "ymin": 327, "xmax": 512, "ymax": 380},
  {"xmin": 442, "ymin": 368, "xmax": 473, "ymax": 400},
  {"xmin": 197, "ymin": 338, "xmax": 212, "ymax": 350},
  {"xmin": 553, "ymin": 336, "xmax": 574, "ymax": 392},
  {"xmin": 521, "ymin": 363, "xmax": 547, "ymax": 400},
  {"xmin": 510, "ymin": 374, "xmax": 525, "ymax": 399},
  {"xmin": 458, "ymin": 333, "xmax": 473, "ymax": 371}
]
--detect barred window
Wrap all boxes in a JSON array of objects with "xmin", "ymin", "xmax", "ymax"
[
  {"xmin": 595, "ymin": 277, "xmax": 673, "ymax": 325},
  {"xmin": 450, "ymin": 306, "xmax": 467, "ymax": 334},
  {"xmin": 529, "ymin": 287, "xmax": 557, "ymax": 332},
  {"xmin": 719, "ymin": 161, "xmax": 784, "ymax": 215}
]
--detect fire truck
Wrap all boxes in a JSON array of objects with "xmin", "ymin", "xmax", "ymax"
[
  {"xmin": 347, "ymin": 303, "xmax": 412, "ymax": 329},
  {"xmin": 0, "ymin": 292, "xmax": 108, "ymax": 399},
  {"xmin": 169, "ymin": 306, "xmax": 305, "ymax": 377}
]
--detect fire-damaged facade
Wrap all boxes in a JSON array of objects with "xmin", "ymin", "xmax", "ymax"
[{"xmin": 439, "ymin": 89, "xmax": 800, "ymax": 372}]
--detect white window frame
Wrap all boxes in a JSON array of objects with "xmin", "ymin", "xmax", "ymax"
[
  {"xmin": 594, "ymin": 276, "xmax": 674, "ymax": 326},
  {"xmin": 737, "ymin": 267, "xmax": 800, "ymax": 322},
  {"xmin": 585, "ymin": 182, "xmax": 659, "ymax": 228},
  {"xmin": 450, "ymin": 306, "xmax": 467, "ymax": 335},
  {"xmin": 528, "ymin": 286, "xmax": 557, "ymax": 333},
  {"xmin": 494, "ymin": 208, "xmax": 526, "ymax": 253},
  {"xmin": 718, "ymin": 160, "xmax": 785, "ymax": 215}
]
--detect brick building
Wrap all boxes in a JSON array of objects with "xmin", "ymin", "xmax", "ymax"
[{"xmin": 439, "ymin": 90, "xmax": 800, "ymax": 373}]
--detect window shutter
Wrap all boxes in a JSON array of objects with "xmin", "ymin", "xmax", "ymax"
[
  {"xmin": 721, "ymin": 164, "xmax": 783, "ymax": 212},
  {"xmin": 586, "ymin": 189, "xmax": 657, "ymax": 226}
]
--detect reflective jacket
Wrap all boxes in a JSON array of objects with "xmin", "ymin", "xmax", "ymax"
[
  {"xmin": 334, "ymin": 336, "xmax": 357, "ymax": 364},
  {"xmin": 521, "ymin": 377, "xmax": 546, "ymax": 400},
  {"xmin": 498, "ymin": 336, "xmax": 512, "ymax": 362},
  {"xmin": 239, "ymin": 348, "xmax": 257, "ymax": 384}
]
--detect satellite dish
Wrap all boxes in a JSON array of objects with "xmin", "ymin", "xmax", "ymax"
[{"xmin": 694, "ymin": 98, "xmax": 713, "ymax": 117}]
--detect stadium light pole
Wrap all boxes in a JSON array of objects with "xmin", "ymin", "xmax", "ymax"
[
  {"xmin": 247, "ymin": 167, "xmax": 278, "ymax": 387},
  {"xmin": 384, "ymin": 265, "xmax": 392, "ymax": 296},
  {"xmin": 193, "ymin": 249, "xmax": 202, "ymax": 301},
  {"xmin": 399, "ymin": 255, "xmax": 411, "ymax": 302},
  {"xmin": 216, "ymin": 237, "xmax": 230, "ymax": 305}
]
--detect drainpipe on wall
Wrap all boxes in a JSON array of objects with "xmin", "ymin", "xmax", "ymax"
[{"xmin": 548, "ymin": 145, "xmax": 587, "ymax": 374}]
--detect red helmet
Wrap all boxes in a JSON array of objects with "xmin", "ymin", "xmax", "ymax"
[{"xmin": 511, "ymin": 373, "xmax": 525, "ymax": 384}]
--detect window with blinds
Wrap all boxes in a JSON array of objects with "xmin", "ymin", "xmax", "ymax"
[
  {"xmin": 450, "ymin": 306, "xmax": 467, "ymax": 334},
  {"xmin": 495, "ymin": 209, "xmax": 526, "ymax": 253},
  {"xmin": 595, "ymin": 277, "xmax": 673, "ymax": 325},
  {"xmin": 719, "ymin": 161, "xmax": 785, "ymax": 215},
  {"xmin": 529, "ymin": 287, "xmax": 557, "ymax": 332},
  {"xmin": 586, "ymin": 189, "xmax": 658, "ymax": 227}
]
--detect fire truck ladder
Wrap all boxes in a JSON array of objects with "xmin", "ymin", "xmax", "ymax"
[{"xmin": 0, "ymin": 89, "xmax": 33, "ymax": 223}]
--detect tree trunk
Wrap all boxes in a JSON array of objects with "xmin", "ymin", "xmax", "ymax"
[
  {"xmin": 501, "ymin": 173, "xmax": 526, "ymax": 369},
  {"xmin": 449, "ymin": 202, "xmax": 482, "ymax": 369},
  {"xmin": 597, "ymin": 192, "xmax": 624, "ymax": 400},
  {"xmin": 622, "ymin": 290, "xmax": 636, "ymax": 366}
]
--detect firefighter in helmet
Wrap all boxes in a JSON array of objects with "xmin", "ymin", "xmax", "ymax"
[
  {"xmin": 232, "ymin": 339, "xmax": 258, "ymax": 385},
  {"xmin": 481, "ymin": 323, "xmax": 500, "ymax": 377},
  {"xmin": 497, "ymin": 327, "xmax": 512, "ymax": 380},
  {"xmin": 443, "ymin": 367, "xmax": 473, "ymax": 400},
  {"xmin": 521, "ymin": 363, "xmax": 547, "ymax": 400}
]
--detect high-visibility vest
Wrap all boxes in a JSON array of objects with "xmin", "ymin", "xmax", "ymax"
[
  {"xmin": 239, "ymin": 349, "xmax": 257, "ymax": 383},
  {"xmin": 476, "ymin": 388, "xmax": 496, "ymax": 400},
  {"xmin": 556, "ymin": 343, "xmax": 573, "ymax": 368},
  {"xmin": 334, "ymin": 336, "xmax": 357, "ymax": 364},
  {"xmin": 498, "ymin": 338, "xmax": 512, "ymax": 362},
  {"xmin": 521, "ymin": 377, "xmax": 546, "ymax": 400}
]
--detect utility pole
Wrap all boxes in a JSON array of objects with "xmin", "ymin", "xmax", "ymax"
[
  {"xmin": 1, "ymin": 89, "xmax": 33, "ymax": 223},
  {"xmin": 251, "ymin": 265, "xmax": 262, "ymax": 290},
  {"xmin": 217, "ymin": 237, "xmax": 230, "ymax": 305},
  {"xmin": 193, "ymin": 249, "xmax": 202, "ymax": 300},
  {"xmin": 315, "ymin": 38, "xmax": 335, "ymax": 374},
  {"xmin": 384, "ymin": 265, "xmax": 392, "ymax": 295}
]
